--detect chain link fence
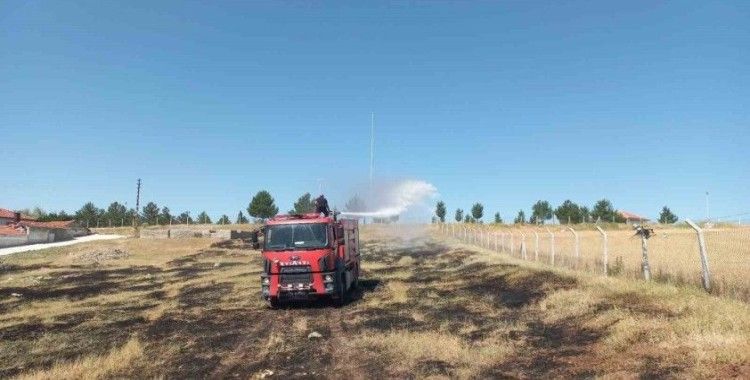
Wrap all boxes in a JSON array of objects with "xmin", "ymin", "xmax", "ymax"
[{"xmin": 437, "ymin": 222, "xmax": 750, "ymax": 302}]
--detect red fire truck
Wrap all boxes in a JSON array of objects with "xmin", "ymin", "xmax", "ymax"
[{"xmin": 257, "ymin": 213, "xmax": 360, "ymax": 307}]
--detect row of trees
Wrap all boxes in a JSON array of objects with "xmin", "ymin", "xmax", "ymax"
[
  {"xmin": 435, "ymin": 201, "xmax": 490, "ymax": 224},
  {"xmin": 25, "ymin": 201, "xmax": 253, "ymax": 227},
  {"xmin": 247, "ymin": 191, "xmax": 371, "ymax": 220},
  {"xmin": 434, "ymin": 199, "xmax": 679, "ymax": 225},
  {"xmin": 23, "ymin": 190, "xmax": 369, "ymax": 227}
]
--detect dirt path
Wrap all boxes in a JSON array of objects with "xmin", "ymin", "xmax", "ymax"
[{"xmin": 0, "ymin": 234, "xmax": 125, "ymax": 256}]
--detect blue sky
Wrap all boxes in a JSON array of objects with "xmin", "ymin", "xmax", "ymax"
[{"xmin": 1, "ymin": 1, "xmax": 748, "ymax": 222}]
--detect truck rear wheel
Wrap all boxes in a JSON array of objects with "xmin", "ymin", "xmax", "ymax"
[{"xmin": 334, "ymin": 272, "xmax": 348, "ymax": 307}]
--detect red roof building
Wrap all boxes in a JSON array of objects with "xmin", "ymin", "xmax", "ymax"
[
  {"xmin": 619, "ymin": 211, "xmax": 650, "ymax": 225},
  {"xmin": 0, "ymin": 208, "xmax": 37, "ymax": 225},
  {"xmin": 0, "ymin": 225, "xmax": 26, "ymax": 236}
]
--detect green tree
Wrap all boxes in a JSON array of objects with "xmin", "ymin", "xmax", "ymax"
[
  {"xmin": 177, "ymin": 211, "xmax": 193, "ymax": 224},
  {"xmin": 494, "ymin": 212, "xmax": 503, "ymax": 224},
  {"xmin": 471, "ymin": 203, "xmax": 484, "ymax": 222},
  {"xmin": 514, "ymin": 210, "xmax": 526, "ymax": 224},
  {"xmin": 659, "ymin": 206, "xmax": 678, "ymax": 224},
  {"xmin": 30, "ymin": 207, "xmax": 46, "ymax": 219},
  {"xmin": 105, "ymin": 202, "xmax": 128, "ymax": 224},
  {"xmin": 248, "ymin": 190, "xmax": 279, "ymax": 221},
  {"xmin": 555, "ymin": 200, "xmax": 583, "ymax": 224},
  {"xmin": 196, "ymin": 211, "xmax": 212, "ymax": 224},
  {"xmin": 464, "ymin": 214, "xmax": 473, "ymax": 223},
  {"xmin": 142, "ymin": 202, "xmax": 160, "ymax": 225},
  {"xmin": 290, "ymin": 193, "xmax": 315, "ymax": 214},
  {"xmin": 236, "ymin": 210, "xmax": 249, "ymax": 224},
  {"xmin": 217, "ymin": 214, "xmax": 231, "ymax": 224},
  {"xmin": 37, "ymin": 210, "xmax": 72, "ymax": 222},
  {"xmin": 580, "ymin": 206, "xmax": 591, "ymax": 223},
  {"xmin": 345, "ymin": 195, "xmax": 366, "ymax": 212},
  {"xmin": 591, "ymin": 199, "xmax": 623, "ymax": 223},
  {"xmin": 75, "ymin": 202, "xmax": 104, "ymax": 225},
  {"xmin": 160, "ymin": 206, "xmax": 172, "ymax": 225},
  {"xmin": 435, "ymin": 201, "xmax": 447, "ymax": 223},
  {"xmin": 126, "ymin": 208, "xmax": 140, "ymax": 225},
  {"xmin": 455, "ymin": 209, "xmax": 463, "ymax": 222},
  {"xmin": 531, "ymin": 200, "xmax": 553, "ymax": 224}
]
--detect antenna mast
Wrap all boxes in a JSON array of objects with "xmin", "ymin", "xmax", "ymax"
[{"xmin": 369, "ymin": 112, "xmax": 374, "ymax": 192}]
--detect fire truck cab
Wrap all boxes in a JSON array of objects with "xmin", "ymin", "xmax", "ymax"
[{"xmin": 259, "ymin": 213, "xmax": 360, "ymax": 307}]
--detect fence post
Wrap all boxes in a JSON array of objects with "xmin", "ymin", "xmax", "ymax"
[
  {"xmin": 567, "ymin": 227, "xmax": 580, "ymax": 265},
  {"xmin": 520, "ymin": 233, "xmax": 527, "ymax": 260},
  {"xmin": 463, "ymin": 226, "xmax": 467, "ymax": 241},
  {"xmin": 686, "ymin": 219, "xmax": 712, "ymax": 291},
  {"xmin": 510, "ymin": 232, "xmax": 515, "ymax": 255},
  {"xmin": 595, "ymin": 226, "xmax": 608, "ymax": 276},
  {"xmin": 533, "ymin": 230, "xmax": 539, "ymax": 261},
  {"xmin": 545, "ymin": 227, "xmax": 555, "ymax": 265},
  {"xmin": 501, "ymin": 232, "xmax": 506, "ymax": 252},
  {"xmin": 639, "ymin": 231, "xmax": 651, "ymax": 281},
  {"xmin": 494, "ymin": 233, "xmax": 498, "ymax": 251}
]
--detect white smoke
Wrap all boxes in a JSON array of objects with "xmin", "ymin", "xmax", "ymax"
[{"xmin": 340, "ymin": 180, "xmax": 438, "ymax": 218}]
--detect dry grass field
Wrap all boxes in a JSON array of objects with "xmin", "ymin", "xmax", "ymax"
[
  {"xmin": 1, "ymin": 226, "xmax": 748, "ymax": 378},
  {"xmin": 456, "ymin": 224, "xmax": 750, "ymax": 302}
]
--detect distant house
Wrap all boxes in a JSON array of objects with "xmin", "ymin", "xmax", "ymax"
[
  {"xmin": 0, "ymin": 208, "xmax": 36, "ymax": 225},
  {"xmin": 619, "ymin": 211, "xmax": 650, "ymax": 225},
  {"xmin": 0, "ymin": 207, "xmax": 90, "ymax": 248}
]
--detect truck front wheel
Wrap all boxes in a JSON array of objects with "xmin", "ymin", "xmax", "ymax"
[{"xmin": 268, "ymin": 298, "xmax": 281, "ymax": 309}]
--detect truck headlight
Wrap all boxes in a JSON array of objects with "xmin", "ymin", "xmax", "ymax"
[
  {"xmin": 262, "ymin": 277, "xmax": 270, "ymax": 285},
  {"xmin": 324, "ymin": 274, "xmax": 333, "ymax": 283}
]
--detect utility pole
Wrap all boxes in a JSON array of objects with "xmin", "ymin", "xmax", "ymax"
[
  {"xmin": 705, "ymin": 191, "xmax": 710, "ymax": 221},
  {"xmin": 369, "ymin": 112, "xmax": 374, "ymax": 192},
  {"xmin": 134, "ymin": 178, "xmax": 141, "ymax": 237}
]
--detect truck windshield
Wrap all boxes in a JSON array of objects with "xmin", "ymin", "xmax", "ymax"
[{"xmin": 265, "ymin": 223, "xmax": 329, "ymax": 251}]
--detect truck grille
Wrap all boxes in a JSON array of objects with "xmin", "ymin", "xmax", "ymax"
[{"xmin": 280, "ymin": 266, "xmax": 312, "ymax": 284}]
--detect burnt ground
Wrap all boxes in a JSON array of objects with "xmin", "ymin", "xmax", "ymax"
[{"xmin": 0, "ymin": 228, "xmax": 746, "ymax": 379}]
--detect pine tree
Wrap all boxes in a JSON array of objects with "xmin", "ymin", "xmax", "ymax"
[
  {"xmin": 196, "ymin": 211, "xmax": 212, "ymax": 224},
  {"xmin": 494, "ymin": 212, "xmax": 503, "ymax": 224},
  {"xmin": 75, "ymin": 202, "xmax": 104, "ymax": 226},
  {"xmin": 290, "ymin": 193, "xmax": 315, "ymax": 214},
  {"xmin": 435, "ymin": 201, "xmax": 447, "ymax": 223},
  {"xmin": 471, "ymin": 203, "xmax": 484, "ymax": 222},
  {"xmin": 531, "ymin": 200, "xmax": 553, "ymax": 224},
  {"xmin": 514, "ymin": 210, "xmax": 526, "ymax": 224},
  {"xmin": 160, "ymin": 206, "xmax": 172, "ymax": 225},
  {"xmin": 658, "ymin": 206, "xmax": 678, "ymax": 224},
  {"xmin": 554, "ymin": 200, "xmax": 582, "ymax": 224},
  {"xmin": 455, "ymin": 209, "xmax": 463, "ymax": 222},
  {"xmin": 142, "ymin": 202, "xmax": 160, "ymax": 225},
  {"xmin": 105, "ymin": 202, "xmax": 128, "ymax": 224},
  {"xmin": 236, "ymin": 211, "xmax": 249, "ymax": 224},
  {"xmin": 248, "ymin": 190, "xmax": 279, "ymax": 221},
  {"xmin": 591, "ymin": 199, "xmax": 625, "ymax": 223},
  {"xmin": 217, "ymin": 215, "xmax": 231, "ymax": 224}
]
